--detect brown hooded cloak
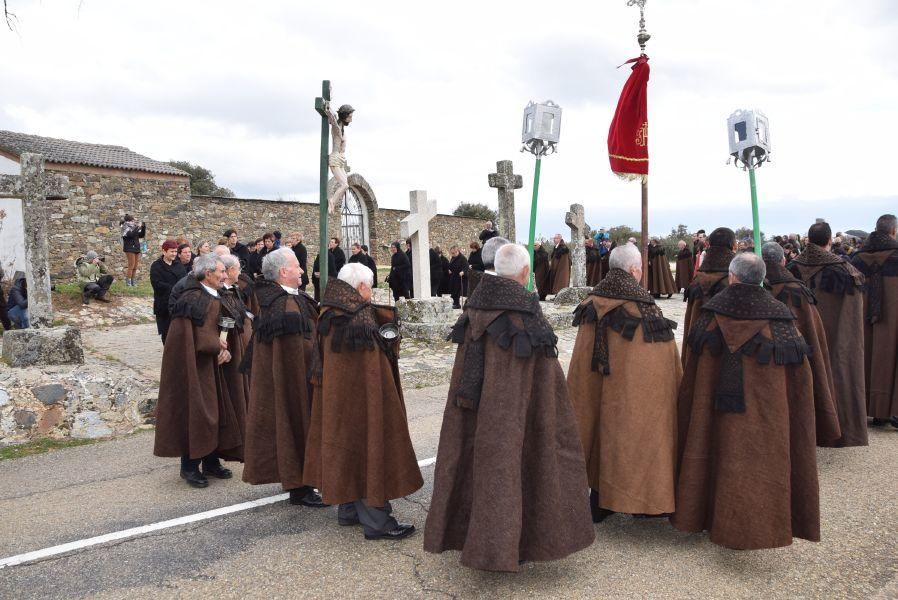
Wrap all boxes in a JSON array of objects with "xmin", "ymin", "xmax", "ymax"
[
  {"xmin": 303, "ymin": 279, "xmax": 423, "ymax": 507},
  {"xmin": 242, "ymin": 280, "xmax": 321, "ymax": 490},
  {"xmin": 788, "ymin": 243, "xmax": 868, "ymax": 445},
  {"xmin": 219, "ymin": 285, "xmax": 253, "ymax": 412},
  {"xmin": 681, "ymin": 246, "xmax": 734, "ymax": 357},
  {"xmin": 550, "ymin": 242, "xmax": 572, "ymax": 294},
  {"xmin": 672, "ymin": 284, "xmax": 841, "ymax": 550},
  {"xmin": 648, "ymin": 244, "xmax": 677, "ymax": 296},
  {"xmin": 154, "ymin": 278, "xmax": 244, "ymax": 461},
  {"xmin": 675, "ymin": 246, "xmax": 694, "ymax": 292},
  {"xmin": 533, "ymin": 245, "xmax": 551, "ymax": 301},
  {"xmin": 423, "ymin": 274, "xmax": 594, "ymax": 572},
  {"xmin": 586, "ymin": 245, "xmax": 602, "ymax": 286},
  {"xmin": 850, "ymin": 232, "xmax": 898, "ymax": 419},
  {"xmin": 567, "ymin": 269, "xmax": 682, "ymax": 515}
]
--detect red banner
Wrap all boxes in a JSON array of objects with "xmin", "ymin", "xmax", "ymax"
[{"xmin": 607, "ymin": 55, "xmax": 649, "ymax": 181}]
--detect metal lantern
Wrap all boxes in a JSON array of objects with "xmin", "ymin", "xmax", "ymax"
[
  {"xmin": 521, "ymin": 100, "xmax": 562, "ymax": 157},
  {"xmin": 727, "ymin": 109, "xmax": 771, "ymax": 169}
]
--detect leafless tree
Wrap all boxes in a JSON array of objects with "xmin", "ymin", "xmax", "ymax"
[{"xmin": 4, "ymin": 0, "xmax": 17, "ymax": 31}]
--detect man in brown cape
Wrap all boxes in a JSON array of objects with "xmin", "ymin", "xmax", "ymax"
[
  {"xmin": 682, "ymin": 227, "xmax": 736, "ymax": 350},
  {"xmin": 585, "ymin": 237, "xmax": 602, "ymax": 286},
  {"xmin": 549, "ymin": 233, "xmax": 571, "ymax": 294},
  {"xmin": 533, "ymin": 241, "xmax": 551, "ymax": 301},
  {"xmin": 424, "ymin": 243, "xmax": 594, "ymax": 572},
  {"xmin": 673, "ymin": 253, "xmax": 841, "ymax": 550},
  {"xmin": 647, "ymin": 238, "xmax": 676, "ymax": 298},
  {"xmin": 304, "ymin": 263, "xmax": 423, "ymax": 540},
  {"xmin": 850, "ymin": 214, "xmax": 898, "ymax": 427},
  {"xmin": 762, "ymin": 243, "xmax": 842, "ymax": 446},
  {"xmin": 154, "ymin": 254, "xmax": 244, "ymax": 488},
  {"xmin": 567, "ymin": 244, "xmax": 682, "ymax": 522},
  {"xmin": 675, "ymin": 240, "xmax": 694, "ymax": 293},
  {"xmin": 219, "ymin": 254, "xmax": 252, "ymax": 414},
  {"xmin": 788, "ymin": 222, "xmax": 868, "ymax": 446},
  {"xmin": 242, "ymin": 248, "xmax": 326, "ymax": 507}
]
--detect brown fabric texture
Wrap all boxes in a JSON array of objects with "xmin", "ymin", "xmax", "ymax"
[
  {"xmin": 242, "ymin": 280, "xmax": 320, "ymax": 490},
  {"xmin": 648, "ymin": 245, "xmax": 677, "ymax": 295},
  {"xmin": 154, "ymin": 285, "xmax": 244, "ymax": 461},
  {"xmin": 550, "ymin": 243, "xmax": 572, "ymax": 294},
  {"xmin": 534, "ymin": 247, "xmax": 551, "ymax": 300},
  {"xmin": 303, "ymin": 279, "xmax": 423, "ymax": 507},
  {"xmin": 586, "ymin": 246, "xmax": 602, "ymax": 286},
  {"xmin": 218, "ymin": 286, "xmax": 252, "ymax": 455},
  {"xmin": 681, "ymin": 247, "xmax": 735, "ymax": 350},
  {"xmin": 788, "ymin": 251, "xmax": 869, "ymax": 445},
  {"xmin": 675, "ymin": 248, "xmax": 694, "ymax": 291},
  {"xmin": 567, "ymin": 281, "xmax": 682, "ymax": 515},
  {"xmin": 851, "ymin": 245, "xmax": 898, "ymax": 419},
  {"xmin": 423, "ymin": 275, "xmax": 594, "ymax": 572},
  {"xmin": 672, "ymin": 285, "xmax": 839, "ymax": 550}
]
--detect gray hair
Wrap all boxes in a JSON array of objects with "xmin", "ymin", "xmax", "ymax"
[
  {"xmin": 494, "ymin": 243, "xmax": 530, "ymax": 278},
  {"xmin": 213, "ymin": 244, "xmax": 231, "ymax": 257},
  {"xmin": 729, "ymin": 252, "xmax": 766, "ymax": 285},
  {"xmin": 338, "ymin": 262, "xmax": 374, "ymax": 289},
  {"xmin": 609, "ymin": 244, "xmax": 642, "ymax": 272},
  {"xmin": 876, "ymin": 214, "xmax": 898, "ymax": 234},
  {"xmin": 261, "ymin": 247, "xmax": 295, "ymax": 282},
  {"xmin": 761, "ymin": 242, "xmax": 785, "ymax": 264},
  {"xmin": 220, "ymin": 254, "xmax": 240, "ymax": 271},
  {"xmin": 192, "ymin": 254, "xmax": 223, "ymax": 281},
  {"xmin": 482, "ymin": 236, "xmax": 510, "ymax": 268}
]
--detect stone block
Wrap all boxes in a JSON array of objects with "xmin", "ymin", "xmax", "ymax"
[
  {"xmin": 37, "ymin": 406, "xmax": 63, "ymax": 434},
  {"xmin": 0, "ymin": 388, "xmax": 8, "ymax": 407},
  {"xmin": 553, "ymin": 287, "xmax": 593, "ymax": 306},
  {"xmin": 31, "ymin": 383, "xmax": 67, "ymax": 406},
  {"xmin": 13, "ymin": 410, "xmax": 36, "ymax": 429},
  {"xmin": 71, "ymin": 411, "xmax": 113, "ymax": 439},
  {"xmin": 396, "ymin": 297, "xmax": 454, "ymax": 324},
  {"xmin": 1, "ymin": 326, "xmax": 84, "ymax": 367}
]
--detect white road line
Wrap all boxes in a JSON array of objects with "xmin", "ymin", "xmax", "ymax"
[{"xmin": 0, "ymin": 455, "xmax": 437, "ymax": 570}]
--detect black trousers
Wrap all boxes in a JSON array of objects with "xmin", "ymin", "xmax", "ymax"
[
  {"xmin": 181, "ymin": 452, "xmax": 221, "ymax": 473},
  {"xmin": 84, "ymin": 274, "xmax": 114, "ymax": 298},
  {"xmin": 156, "ymin": 314, "xmax": 171, "ymax": 343}
]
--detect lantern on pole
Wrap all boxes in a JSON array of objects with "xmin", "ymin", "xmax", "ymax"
[
  {"xmin": 727, "ymin": 109, "xmax": 771, "ymax": 255},
  {"xmin": 521, "ymin": 99, "xmax": 563, "ymax": 291}
]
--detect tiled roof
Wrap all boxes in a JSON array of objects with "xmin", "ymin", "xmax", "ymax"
[{"xmin": 0, "ymin": 130, "xmax": 189, "ymax": 177}]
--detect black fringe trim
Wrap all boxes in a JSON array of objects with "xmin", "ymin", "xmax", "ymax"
[
  {"xmin": 254, "ymin": 311, "xmax": 314, "ymax": 343},
  {"xmin": 318, "ymin": 311, "xmax": 381, "ymax": 354},
  {"xmin": 169, "ymin": 288, "xmax": 214, "ymax": 326}
]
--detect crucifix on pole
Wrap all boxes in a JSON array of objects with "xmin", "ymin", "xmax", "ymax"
[{"xmin": 314, "ymin": 80, "xmax": 332, "ymax": 294}]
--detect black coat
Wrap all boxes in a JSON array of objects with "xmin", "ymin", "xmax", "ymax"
[
  {"xmin": 389, "ymin": 251, "xmax": 412, "ymax": 297},
  {"xmin": 469, "ymin": 249, "xmax": 485, "ymax": 272},
  {"xmin": 150, "ymin": 257, "xmax": 187, "ymax": 316},
  {"xmin": 333, "ymin": 247, "xmax": 347, "ymax": 273},
  {"xmin": 121, "ymin": 222, "xmax": 146, "ymax": 253},
  {"xmin": 292, "ymin": 242, "xmax": 309, "ymax": 287},
  {"xmin": 6, "ymin": 274, "xmax": 27, "ymax": 310},
  {"xmin": 448, "ymin": 254, "xmax": 468, "ymax": 298},
  {"xmin": 479, "ymin": 228, "xmax": 499, "ymax": 244},
  {"xmin": 439, "ymin": 255, "xmax": 451, "ymax": 295},
  {"xmin": 348, "ymin": 252, "xmax": 379, "ymax": 287},
  {"xmin": 231, "ymin": 242, "xmax": 251, "ymax": 271}
]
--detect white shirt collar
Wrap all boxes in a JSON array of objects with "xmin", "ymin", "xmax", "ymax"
[
  {"xmin": 201, "ymin": 283, "xmax": 219, "ymax": 297},
  {"xmin": 280, "ymin": 284, "xmax": 299, "ymax": 296},
  {"xmin": 485, "ymin": 269, "xmax": 497, "ymax": 276}
]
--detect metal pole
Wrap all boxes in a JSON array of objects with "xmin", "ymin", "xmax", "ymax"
[
  {"xmin": 640, "ymin": 179, "xmax": 648, "ymax": 288},
  {"xmin": 314, "ymin": 80, "xmax": 332, "ymax": 295},
  {"xmin": 527, "ymin": 157, "xmax": 542, "ymax": 291},
  {"xmin": 748, "ymin": 166, "xmax": 761, "ymax": 256}
]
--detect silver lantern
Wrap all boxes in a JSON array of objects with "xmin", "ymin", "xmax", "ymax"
[
  {"xmin": 521, "ymin": 100, "xmax": 562, "ymax": 157},
  {"xmin": 727, "ymin": 109, "xmax": 771, "ymax": 169}
]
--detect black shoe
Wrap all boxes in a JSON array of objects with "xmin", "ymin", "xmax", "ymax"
[
  {"xmin": 891, "ymin": 416, "xmax": 898, "ymax": 429},
  {"xmin": 338, "ymin": 516, "xmax": 361, "ymax": 526},
  {"xmin": 590, "ymin": 489, "xmax": 614, "ymax": 523},
  {"xmin": 666, "ymin": 293, "xmax": 673, "ymax": 299},
  {"xmin": 180, "ymin": 470, "xmax": 209, "ymax": 488},
  {"xmin": 364, "ymin": 523, "xmax": 416, "ymax": 540},
  {"xmin": 288, "ymin": 487, "xmax": 328, "ymax": 507},
  {"xmin": 871, "ymin": 418, "xmax": 887, "ymax": 426},
  {"xmin": 202, "ymin": 464, "xmax": 232, "ymax": 479},
  {"xmin": 81, "ymin": 292, "xmax": 90, "ymax": 305}
]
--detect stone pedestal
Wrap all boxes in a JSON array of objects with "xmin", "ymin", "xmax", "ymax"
[
  {"xmin": 553, "ymin": 286, "xmax": 593, "ymax": 306},
  {"xmin": 1, "ymin": 326, "xmax": 84, "ymax": 367},
  {"xmin": 396, "ymin": 297, "xmax": 455, "ymax": 342}
]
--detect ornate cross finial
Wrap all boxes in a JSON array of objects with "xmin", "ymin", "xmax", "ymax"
[{"xmin": 627, "ymin": 0, "xmax": 650, "ymax": 55}]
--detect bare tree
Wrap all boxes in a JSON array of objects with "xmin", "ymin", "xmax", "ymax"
[{"xmin": 4, "ymin": 0, "xmax": 17, "ymax": 31}]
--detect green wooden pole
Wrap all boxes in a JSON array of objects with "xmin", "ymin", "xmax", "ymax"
[
  {"xmin": 314, "ymin": 80, "xmax": 332, "ymax": 294},
  {"xmin": 527, "ymin": 157, "xmax": 542, "ymax": 291},
  {"xmin": 749, "ymin": 166, "xmax": 761, "ymax": 256}
]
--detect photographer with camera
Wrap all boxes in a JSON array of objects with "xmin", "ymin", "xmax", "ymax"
[
  {"xmin": 120, "ymin": 214, "xmax": 146, "ymax": 287},
  {"xmin": 76, "ymin": 250, "xmax": 114, "ymax": 305}
]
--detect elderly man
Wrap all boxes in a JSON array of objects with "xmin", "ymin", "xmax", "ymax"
[
  {"xmin": 850, "ymin": 214, "xmax": 898, "ymax": 427},
  {"xmin": 567, "ymin": 244, "xmax": 682, "ymax": 522},
  {"xmin": 154, "ymin": 254, "xmax": 244, "ymax": 488},
  {"xmin": 304, "ymin": 263, "xmax": 423, "ymax": 540},
  {"xmin": 673, "ymin": 253, "xmax": 840, "ymax": 549},
  {"xmin": 424, "ymin": 243, "xmax": 594, "ymax": 572},
  {"xmin": 218, "ymin": 254, "xmax": 252, "ymax": 417},
  {"xmin": 788, "ymin": 222, "xmax": 868, "ymax": 446},
  {"xmin": 467, "ymin": 236, "xmax": 509, "ymax": 295},
  {"xmin": 549, "ymin": 233, "xmax": 571, "ymax": 294},
  {"xmin": 242, "ymin": 248, "xmax": 325, "ymax": 507},
  {"xmin": 76, "ymin": 250, "xmax": 114, "ymax": 305},
  {"xmin": 682, "ymin": 227, "xmax": 737, "ymax": 348},
  {"xmin": 478, "ymin": 220, "xmax": 499, "ymax": 244},
  {"xmin": 675, "ymin": 240, "xmax": 694, "ymax": 293}
]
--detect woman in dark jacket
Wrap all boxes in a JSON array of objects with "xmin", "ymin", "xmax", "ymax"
[
  {"xmin": 150, "ymin": 240, "xmax": 188, "ymax": 343},
  {"xmin": 438, "ymin": 249, "xmax": 451, "ymax": 296},
  {"xmin": 120, "ymin": 214, "xmax": 146, "ymax": 287},
  {"xmin": 387, "ymin": 241, "xmax": 412, "ymax": 301},
  {"xmin": 447, "ymin": 246, "xmax": 469, "ymax": 308}
]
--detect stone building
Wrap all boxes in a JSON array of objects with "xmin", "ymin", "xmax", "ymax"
[{"xmin": 0, "ymin": 130, "xmax": 484, "ymax": 279}]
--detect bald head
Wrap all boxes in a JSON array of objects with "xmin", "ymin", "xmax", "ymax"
[{"xmin": 214, "ymin": 244, "xmax": 231, "ymax": 257}]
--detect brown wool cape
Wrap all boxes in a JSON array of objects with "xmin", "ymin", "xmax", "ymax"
[
  {"xmin": 534, "ymin": 247, "xmax": 551, "ymax": 301},
  {"xmin": 220, "ymin": 285, "xmax": 252, "ymax": 412},
  {"xmin": 788, "ymin": 243, "xmax": 868, "ymax": 445},
  {"xmin": 154, "ymin": 279, "xmax": 244, "ymax": 461},
  {"xmin": 566, "ymin": 269, "xmax": 682, "ymax": 515},
  {"xmin": 675, "ymin": 248, "xmax": 694, "ymax": 292},
  {"xmin": 423, "ymin": 274, "xmax": 594, "ymax": 572},
  {"xmin": 764, "ymin": 261, "xmax": 841, "ymax": 446},
  {"xmin": 681, "ymin": 247, "xmax": 735, "ymax": 361},
  {"xmin": 672, "ymin": 284, "xmax": 841, "ymax": 550},
  {"xmin": 303, "ymin": 279, "xmax": 423, "ymax": 507},
  {"xmin": 648, "ymin": 245, "xmax": 677, "ymax": 296},
  {"xmin": 586, "ymin": 246, "xmax": 602, "ymax": 286},
  {"xmin": 850, "ymin": 233, "xmax": 898, "ymax": 419},
  {"xmin": 550, "ymin": 242, "xmax": 572, "ymax": 294},
  {"xmin": 242, "ymin": 280, "xmax": 321, "ymax": 490}
]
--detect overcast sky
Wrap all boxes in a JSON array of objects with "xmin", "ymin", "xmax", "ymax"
[{"xmin": 2, "ymin": 0, "xmax": 896, "ymax": 241}]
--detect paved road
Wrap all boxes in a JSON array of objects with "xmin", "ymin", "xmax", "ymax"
[{"xmin": 1, "ymin": 296, "xmax": 896, "ymax": 598}]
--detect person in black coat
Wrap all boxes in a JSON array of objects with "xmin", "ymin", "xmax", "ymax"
[
  {"xmin": 224, "ymin": 229, "xmax": 251, "ymax": 271},
  {"xmin": 447, "ymin": 246, "xmax": 469, "ymax": 308},
  {"xmin": 6, "ymin": 271, "xmax": 28, "ymax": 329},
  {"xmin": 330, "ymin": 237, "xmax": 347, "ymax": 273},
  {"xmin": 312, "ymin": 250, "xmax": 337, "ymax": 303},
  {"xmin": 348, "ymin": 243, "xmax": 378, "ymax": 287},
  {"xmin": 150, "ymin": 240, "xmax": 188, "ymax": 343},
  {"xmin": 120, "ymin": 214, "xmax": 146, "ymax": 287},
  {"xmin": 478, "ymin": 221, "xmax": 499, "ymax": 244},
  {"xmin": 289, "ymin": 232, "xmax": 309, "ymax": 290},
  {"xmin": 0, "ymin": 265, "xmax": 11, "ymax": 331},
  {"xmin": 429, "ymin": 246, "xmax": 442, "ymax": 297},
  {"xmin": 468, "ymin": 241, "xmax": 485, "ymax": 272},
  {"xmin": 388, "ymin": 241, "xmax": 412, "ymax": 301},
  {"xmin": 438, "ymin": 249, "xmax": 451, "ymax": 296},
  {"xmin": 404, "ymin": 239, "xmax": 414, "ymax": 298},
  {"xmin": 360, "ymin": 244, "xmax": 378, "ymax": 287}
]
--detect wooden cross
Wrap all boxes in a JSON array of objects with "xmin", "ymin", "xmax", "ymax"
[
  {"xmin": 565, "ymin": 203, "xmax": 590, "ymax": 288},
  {"xmin": 314, "ymin": 80, "xmax": 332, "ymax": 290},
  {"xmin": 488, "ymin": 160, "xmax": 523, "ymax": 242},
  {"xmin": 400, "ymin": 190, "xmax": 438, "ymax": 298}
]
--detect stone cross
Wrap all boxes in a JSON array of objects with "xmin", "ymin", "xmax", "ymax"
[
  {"xmin": 400, "ymin": 190, "xmax": 438, "ymax": 298},
  {"xmin": 0, "ymin": 153, "xmax": 69, "ymax": 329},
  {"xmin": 565, "ymin": 203, "xmax": 590, "ymax": 288},
  {"xmin": 488, "ymin": 160, "xmax": 523, "ymax": 243}
]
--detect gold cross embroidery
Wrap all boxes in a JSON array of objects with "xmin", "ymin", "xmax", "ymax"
[{"xmin": 635, "ymin": 121, "xmax": 648, "ymax": 147}]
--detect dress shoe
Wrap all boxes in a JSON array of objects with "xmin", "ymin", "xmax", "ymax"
[
  {"xmin": 180, "ymin": 470, "xmax": 209, "ymax": 488},
  {"xmin": 288, "ymin": 487, "xmax": 327, "ymax": 507},
  {"xmin": 871, "ymin": 418, "xmax": 887, "ymax": 426},
  {"xmin": 364, "ymin": 523, "xmax": 415, "ymax": 541},
  {"xmin": 202, "ymin": 464, "xmax": 232, "ymax": 479}
]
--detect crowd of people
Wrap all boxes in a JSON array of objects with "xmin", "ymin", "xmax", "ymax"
[{"xmin": 142, "ymin": 212, "xmax": 897, "ymax": 572}]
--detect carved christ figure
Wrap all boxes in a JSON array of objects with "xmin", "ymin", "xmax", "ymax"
[{"xmin": 324, "ymin": 101, "xmax": 355, "ymax": 214}]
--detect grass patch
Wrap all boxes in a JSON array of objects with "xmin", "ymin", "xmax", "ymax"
[
  {"xmin": 54, "ymin": 280, "xmax": 153, "ymax": 298},
  {"xmin": 0, "ymin": 437, "xmax": 99, "ymax": 461}
]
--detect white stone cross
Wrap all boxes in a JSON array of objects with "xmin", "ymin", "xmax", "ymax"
[
  {"xmin": 488, "ymin": 160, "xmax": 522, "ymax": 242},
  {"xmin": 565, "ymin": 203, "xmax": 590, "ymax": 288},
  {"xmin": 400, "ymin": 190, "xmax": 438, "ymax": 298}
]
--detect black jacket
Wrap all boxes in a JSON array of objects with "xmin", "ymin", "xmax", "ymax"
[
  {"xmin": 332, "ymin": 247, "xmax": 347, "ymax": 273},
  {"xmin": 389, "ymin": 251, "xmax": 412, "ymax": 293},
  {"xmin": 293, "ymin": 242, "xmax": 309, "ymax": 287},
  {"xmin": 478, "ymin": 228, "xmax": 499, "ymax": 243},
  {"xmin": 150, "ymin": 257, "xmax": 187, "ymax": 315},
  {"xmin": 469, "ymin": 249, "xmax": 485, "ymax": 272},
  {"xmin": 231, "ymin": 242, "xmax": 251, "ymax": 271},
  {"xmin": 121, "ymin": 222, "xmax": 146, "ymax": 253},
  {"xmin": 348, "ymin": 252, "xmax": 379, "ymax": 287},
  {"xmin": 6, "ymin": 273, "xmax": 27, "ymax": 310}
]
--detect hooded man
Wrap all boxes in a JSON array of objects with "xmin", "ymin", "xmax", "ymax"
[{"xmin": 549, "ymin": 233, "xmax": 571, "ymax": 294}]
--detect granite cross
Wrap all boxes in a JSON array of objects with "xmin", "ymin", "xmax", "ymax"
[
  {"xmin": 400, "ymin": 190, "xmax": 438, "ymax": 298},
  {"xmin": 565, "ymin": 203, "xmax": 590, "ymax": 288},
  {"xmin": 488, "ymin": 160, "xmax": 523, "ymax": 242},
  {"xmin": 0, "ymin": 153, "xmax": 69, "ymax": 328}
]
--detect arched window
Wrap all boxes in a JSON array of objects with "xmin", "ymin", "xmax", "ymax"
[{"xmin": 340, "ymin": 189, "xmax": 368, "ymax": 249}]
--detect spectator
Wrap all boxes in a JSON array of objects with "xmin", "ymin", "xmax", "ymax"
[
  {"xmin": 6, "ymin": 271, "xmax": 28, "ymax": 329},
  {"xmin": 120, "ymin": 214, "xmax": 145, "ymax": 287},
  {"xmin": 195, "ymin": 240, "xmax": 212, "ymax": 256},
  {"xmin": 348, "ymin": 242, "xmax": 378, "ymax": 287},
  {"xmin": 429, "ymin": 245, "xmax": 442, "ymax": 296},
  {"xmin": 387, "ymin": 241, "xmax": 412, "ymax": 301},
  {"xmin": 330, "ymin": 237, "xmax": 347, "ymax": 272},
  {"xmin": 273, "ymin": 230, "xmax": 282, "ymax": 249},
  {"xmin": 289, "ymin": 232, "xmax": 309, "ymax": 290},
  {"xmin": 447, "ymin": 245, "xmax": 468, "ymax": 308},
  {"xmin": 150, "ymin": 240, "xmax": 188, "ymax": 343},
  {"xmin": 177, "ymin": 243, "xmax": 194, "ymax": 270},
  {"xmin": 224, "ymin": 229, "xmax": 250, "ymax": 271},
  {"xmin": 76, "ymin": 251, "xmax": 114, "ymax": 305},
  {"xmin": 468, "ymin": 241, "xmax": 484, "ymax": 272},
  {"xmin": 478, "ymin": 220, "xmax": 499, "ymax": 244},
  {"xmin": 249, "ymin": 233, "xmax": 275, "ymax": 279}
]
